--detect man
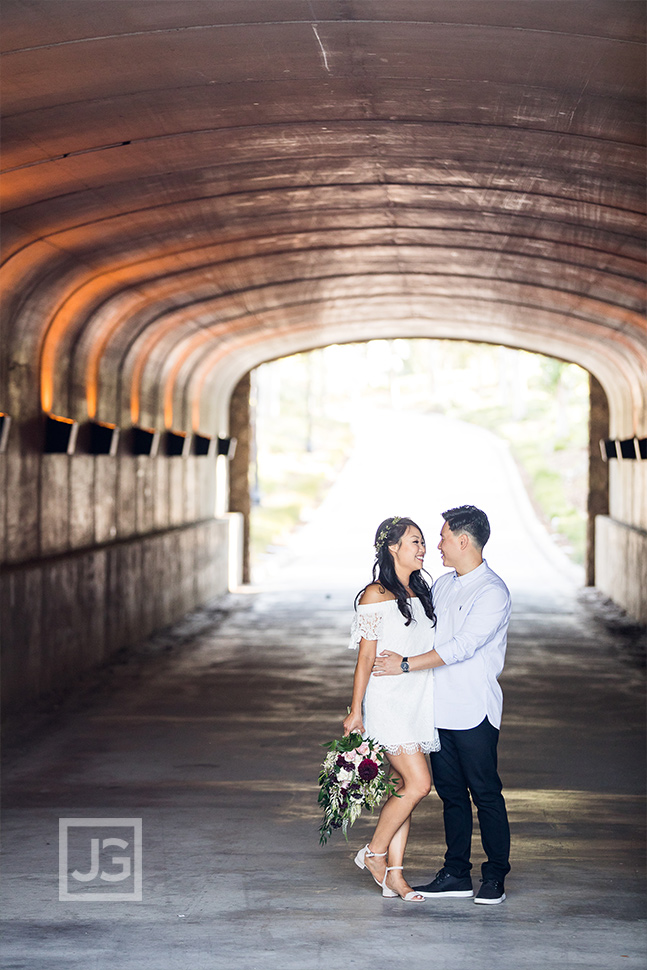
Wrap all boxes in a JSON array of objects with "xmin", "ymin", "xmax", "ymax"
[{"xmin": 372, "ymin": 504, "xmax": 512, "ymax": 904}]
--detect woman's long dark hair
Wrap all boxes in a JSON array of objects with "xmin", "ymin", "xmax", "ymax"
[{"xmin": 354, "ymin": 516, "xmax": 436, "ymax": 627}]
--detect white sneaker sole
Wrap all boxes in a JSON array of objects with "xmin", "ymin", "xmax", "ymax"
[
  {"xmin": 474, "ymin": 892, "xmax": 506, "ymax": 904},
  {"xmin": 417, "ymin": 890, "xmax": 474, "ymax": 898}
]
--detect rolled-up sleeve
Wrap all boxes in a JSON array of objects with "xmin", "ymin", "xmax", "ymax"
[{"xmin": 434, "ymin": 585, "xmax": 511, "ymax": 665}]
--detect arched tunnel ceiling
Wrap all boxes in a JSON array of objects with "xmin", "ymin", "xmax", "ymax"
[{"xmin": 1, "ymin": 0, "xmax": 645, "ymax": 435}]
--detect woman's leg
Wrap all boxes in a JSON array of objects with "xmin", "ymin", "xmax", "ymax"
[
  {"xmin": 384, "ymin": 772, "xmax": 409, "ymax": 866},
  {"xmin": 363, "ymin": 750, "xmax": 431, "ymax": 892}
]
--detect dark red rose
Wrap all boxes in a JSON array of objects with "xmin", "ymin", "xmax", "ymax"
[
  {"xmin": 358, "ymin": 758, "xmax": 379, "ymax": 781},
  {"xmin": 336, "ymin": 755, "xmax": 354, "ymax": 771}
]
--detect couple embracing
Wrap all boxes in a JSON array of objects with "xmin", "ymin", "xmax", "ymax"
[{"xmin": 344, "ymin": 506, "xmax": 512, "ymax": 905}]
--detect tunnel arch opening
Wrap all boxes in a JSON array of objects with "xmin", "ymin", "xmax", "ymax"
[{"xmin": 245, "ymin": 339, "xmax": 597, "ymax": 588}]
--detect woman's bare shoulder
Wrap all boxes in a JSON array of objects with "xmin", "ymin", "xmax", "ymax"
[{"xmin": 358, "ymin": 583, "xmax": 396, "ymax": 606}]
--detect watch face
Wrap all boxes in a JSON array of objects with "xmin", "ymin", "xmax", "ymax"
[{"xmin": 401, "ymin": 661, "xmax": 410, "ymax": 672}]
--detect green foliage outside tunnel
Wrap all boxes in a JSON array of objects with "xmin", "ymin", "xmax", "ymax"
[{"xmin": 250, "ymin": 340, "xmax": 588, "ymax": 572}]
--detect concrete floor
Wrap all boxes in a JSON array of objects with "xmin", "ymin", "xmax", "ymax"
[
  {"xmin": 2, "ymin": 415, "xmax": 646, "ymax": 969},
  {"xmin": 2, "ymin": 581, "xmax": 645, "ymax": 969}
]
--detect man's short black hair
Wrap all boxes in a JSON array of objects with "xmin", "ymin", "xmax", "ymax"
[{"xmin": 442, "ymin": 505, "xmax": 491, "ymax": 550}]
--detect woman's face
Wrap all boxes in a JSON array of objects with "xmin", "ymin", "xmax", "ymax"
[{"xmin": 389, "ymin": 525, "xmax": 426, "ymax": 575}]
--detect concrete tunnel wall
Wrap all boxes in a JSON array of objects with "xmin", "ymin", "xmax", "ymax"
[
  {"xmin": 0, "ymin": 415, "xmax": 234, "ymax": 715},
  {"xmin": 0, "ymin": 1, "xmax": 646, "ymax": 717}
]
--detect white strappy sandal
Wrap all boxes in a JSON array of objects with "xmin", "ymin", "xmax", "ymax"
[
  {"xmin": 354, "ymin": 844, "xmax": 387, "ymax": 887},
  {"xmin": 382, "ymin": 866, "xmax": 425, "ymax": 901}
]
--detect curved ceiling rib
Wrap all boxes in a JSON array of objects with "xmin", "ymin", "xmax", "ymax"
[
  {"xmin": 18, "ymin": 201, "xmax": 647, "ymax": 425},
  {"xmin": 0, "ymin": 1, "xmax": 645, "ymax": 438}
]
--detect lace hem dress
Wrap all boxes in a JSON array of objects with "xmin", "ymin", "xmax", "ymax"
[{"xmin": 349, "ymin": 598, "xmax": 440, "ymax": 755}]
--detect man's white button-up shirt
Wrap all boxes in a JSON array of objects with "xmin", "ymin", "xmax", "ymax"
[{"xmin": 432, "ymin": 560, "xmax": 512, "ymax": 731}]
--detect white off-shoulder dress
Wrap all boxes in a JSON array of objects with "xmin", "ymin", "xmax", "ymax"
[{"xmin": 349, "ymin": 598, "xmax": 440, "ymax": 755}]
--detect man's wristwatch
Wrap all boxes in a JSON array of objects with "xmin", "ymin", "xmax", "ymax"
[{"xmin": 400, "ymin": 657, "xmax": 410, "ymax": 673}]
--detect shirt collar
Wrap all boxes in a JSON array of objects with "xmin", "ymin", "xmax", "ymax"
[{"xmin": 451, "ymin": 559, "xmax": 488, "ymax": 586}]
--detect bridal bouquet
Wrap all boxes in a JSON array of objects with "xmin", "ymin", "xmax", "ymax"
[{"xmin": 318, "ymin": 732, "xmax": 399, "ymax": 845}]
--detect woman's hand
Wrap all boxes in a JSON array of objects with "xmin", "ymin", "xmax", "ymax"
[{"xmin": 343, "ymin": 709, "xmax": 364, "ymax": 736}]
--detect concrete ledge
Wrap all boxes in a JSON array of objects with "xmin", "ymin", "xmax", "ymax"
[
  {"xmin": 227, "ymin": 511, "xmax": 245, "ymax": 589},
  {"xmin": 0, "ymin": 518, "xmax": 229, "ymax": 717},
  {"xmin": 595, "ymin": 515, "xmax": 647, "ymax": 623}
]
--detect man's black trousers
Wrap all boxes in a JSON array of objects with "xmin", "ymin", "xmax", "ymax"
[{"xmin": 430, "ymin": 716, "xmax": 511, "ymax": 883}]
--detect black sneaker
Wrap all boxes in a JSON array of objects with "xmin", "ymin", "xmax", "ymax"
[
  {"xmin": 474, "ymin": 879, "xmax": 506, "ymax": 904},
  {"xmin": 412, "ymin": 868, "xmax": 474, "ymax": 898}
]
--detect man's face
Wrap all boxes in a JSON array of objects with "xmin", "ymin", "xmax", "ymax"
[{"xmin": 438, "ymin": 521, "xmax": 463, "ymax": 570}]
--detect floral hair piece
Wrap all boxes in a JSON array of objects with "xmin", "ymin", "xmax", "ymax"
[{"xmin": 375, "ymin": 516, "xmax": 401, "ymax": 553}]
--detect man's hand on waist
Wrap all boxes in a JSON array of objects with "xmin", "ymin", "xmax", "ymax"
[{"xmin": 372, "ymin": 651, "xmax": 403, "ymax": 676}]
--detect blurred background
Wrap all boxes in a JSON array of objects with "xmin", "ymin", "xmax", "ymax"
[{"xmin": 250, "ymin": 340, "xmax": 588, "ymax": 588}]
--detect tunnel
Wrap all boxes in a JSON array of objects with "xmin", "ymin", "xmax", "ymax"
[
  {"xmin": 1, "ymin": 2, "xmax": 646, "ymax": 714},
  {"xmin": 1, "ymin": 4, "xmax": 646, "ymax": 967}
]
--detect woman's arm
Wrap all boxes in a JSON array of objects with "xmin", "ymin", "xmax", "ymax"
[{"xmin": 343, "ymin": 638, "xmax": 377, "ymax": 736}]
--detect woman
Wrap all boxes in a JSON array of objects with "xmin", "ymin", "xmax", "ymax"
[{"xmin": 344, "ymin": 515, "xmax": 439, "ymax": 902}]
